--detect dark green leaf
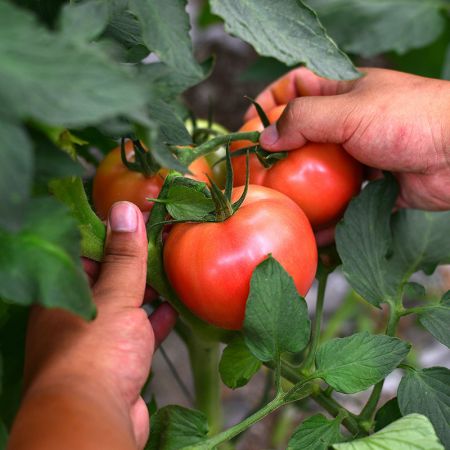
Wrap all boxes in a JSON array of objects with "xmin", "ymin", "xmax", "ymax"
[
  {"xmin": 33, "ymin": 129, "xmax": 85, "ymax": 183},
  {"xmin": 333, "ymin": 414, "xmax": 443, "ymax": 450},
  {"xmin": 287, "ymin": 413, "xmax": 344, "ymax": 450},
  {"xmin": 147, "ymin": 99, "xmax": 192, "ymax": 146},
  {"xmin": 146, "ymin": 405, "xmax": 208, "ymax": 450},
  {"xmin": 143, "ymin": 124, "xmax": 189, "ymax": 173},
  {"xmin": 0, "ymin": 420, "xmax": 7, "ymax": 450},
  {"xmin": 103, "ymin": 4, "xmax": 147, "ymax": 50},
  {"xmin": 0, "ymin": 120, "xmax": 32, "ymax": 231},
  {"xmin": 140, "ymin": 60, "xmax": 213, "ymax": 103},
  {"xmin": 336, "ymin": 176, "xmax": 399, "ymax": 306},
  {"xmin": 309, "ymin": 0, "xmax": 446, "ymax": 58},
  {"xmin": 375, "ymin": 397, "xmax": 401, "ymax": 432},
  {"xmin": 402, "ymin": 282, "xmax": 426, "ymax": 300},
  {"xmin": 0, "ymin": 197, "xmax": 95, "ymax": 319},
  {"xmin": 398, "ymin": 367, "xmax": 450, "ymax": 448},
  {"xmin": 243, "ymin": 256, "xmax": 311, "ymax": 362},
  {"xmin": 417, "ymin": 298, "xmax": 450, "ymax": 348},
  {"xmin": 130, "ymin": 0, "xmax": 204, "ymax": 83},
  {"xmin": 59, "ymin": 0, "xmax": 109, "ymax": 43},
  {"xmin": 219, "ymin": 336, "xmax": 262, "ymax": 389},
  {"xmin": 336, "ymin": 176, "xmax": 450, "ymax": 307},
  {"xmin": 239, "ymin": 56, "xmax": 291, "ymax": 83},
  {"xmin": 388, "ymin": 27, "xmax": 450, "ymax": 79},
  {"xmin": 211, "ymin": 0, "xmax": 359, "ymax": 80},
  {"xmin": 161, "ymin": 184, "xmax": 214, "ymax": 221},
  {"xmin": 316, "ymin": 332, "xmax": 410, "ymax": 393},
  {"xmin": 0, "ymin": 1, "xmax": 148, "ymax": 127},
  {"xmin": 443, "ymin": 43, "xmax": 450, "ymax": 80},
  {"xmin": 0, "ymin": 305, "xmax": 28, "ymax": 428}
]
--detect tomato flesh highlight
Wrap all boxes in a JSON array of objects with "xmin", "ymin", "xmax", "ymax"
[{"xmin": 163, "ymin": 185, "xmax": 318, "ymax": 330}]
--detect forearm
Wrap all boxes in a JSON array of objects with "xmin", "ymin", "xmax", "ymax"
[{"xmin": 8, "ymin": 379, "xmax": 137, "ymax": 450}]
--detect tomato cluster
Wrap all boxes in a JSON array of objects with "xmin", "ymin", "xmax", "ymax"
[
  {"xmin": 231, "ymin": 105, "xmax": 363, "ymax": 230},
  {"xmin": 93, "ymin": 97, "xmax": 362, "ymax": 330}
]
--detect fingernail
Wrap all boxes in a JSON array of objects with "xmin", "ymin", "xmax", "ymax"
[
  {"xmin": 260, "ymin": 124, "xmax": 279, "ymax": 147},
  {"xmin": 109, "ymin": 202, "xmax": 138, "ymax": 232}
]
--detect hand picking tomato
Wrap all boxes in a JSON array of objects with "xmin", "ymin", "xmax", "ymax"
[
  {"xmin": 163, "ymin": 185, "xmax": 318, "ymax": 330},
  {"xmin": 231, "ymin": 105, "xmax": 363, "ymax": 230},
  {"xmin": 93, "ymin": 140, "xmax": 212, "ymax": 219}
]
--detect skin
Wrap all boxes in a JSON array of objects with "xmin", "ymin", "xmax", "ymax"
[
  {"xmin": 251, "ymin": 67, "xmax": 450, "ymax": 211},
  {"xmin": 231, "ymin": 105, "xmax": 363, "ymax": 230},
  {"xmin": 8, "ymin": 202, "xmax": 178, "ymax": 450}
]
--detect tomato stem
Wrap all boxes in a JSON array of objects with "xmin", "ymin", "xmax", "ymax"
[
  {"xmin": 186, "ymin": 335, "xmax": 223, "ymax": 435},
  {"xmin": 50, "ymin": 177, "xmax": 105, "ymax": 261},
  {"xmin": 357, "ymin": 300, "xmax": 402, "ymax": 425},
  {"xmin": 301, "ymin": 265, "xmax": 329, "ymax": 372},
  {"xmin": 175, "ymin": 131, "xmax": 260, "ymax": 166}
]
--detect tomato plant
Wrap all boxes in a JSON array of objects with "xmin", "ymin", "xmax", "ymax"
[
  {"xmin": 163, "ymin": 185, "xmax": 317, "ymax": 329},
  {"xmin": 92, "ymin": 140, "xmax": 212, "ymax": 219},
  {"xmin": 231, "ymin": 105, "xmax": 363, "ymax": 229},
  {"xmin": 1, "ymin": 1, "xmax": 450, "ymax": 450}
]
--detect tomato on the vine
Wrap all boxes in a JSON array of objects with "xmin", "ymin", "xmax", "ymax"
[
  {"xmin": 231, "ymin": 105, "xmax": 363, "ymax": 230},
  {"xmin": 93, "ymin": 140, "xmax": 212, "ymax": 219},
  {"xmin": 163, "ymin": 185, "xmax": 317, "ymax": 330}
]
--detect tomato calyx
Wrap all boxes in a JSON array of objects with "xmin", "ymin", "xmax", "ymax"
[{"xmin": 120, "ymin": 137, "xmax": 161, "ymax": 177}]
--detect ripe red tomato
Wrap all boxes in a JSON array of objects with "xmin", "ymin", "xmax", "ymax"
[
  {"xmin": 231, "ymin": 105, "xmax": 363, "ymax": 230},
  {"xmin": 163, "ymin": 185, "xmax": 318, "ymax": 330},
  {"xmin": 93, "ymin": 140, "xmax": 212, "ymax": 219}
]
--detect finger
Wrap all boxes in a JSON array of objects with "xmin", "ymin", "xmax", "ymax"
[
  {"xmin": 245, "ymin": 67, "xmax": 357, "ymax": 121},
  {"xmin": 143, "ymin": 285, "xmax": 159, "ymax": 304},
  {"xmin": 82, "ymin": 258, "xmax": 100, "ymax": 287},
  {"xmin": 149, "ymin": 303, "xmax": 178, "ymax": 348},
  {"xmin": 260, "ymin": 94, "xmax": 359, "ymax": 151},
  {"xmin": 130, "ymin": 397, "xmax": 149, "ymax": 450},
  {"xmin": 93, "ymin": 202, "xmax": 148, "ymax": 309}
]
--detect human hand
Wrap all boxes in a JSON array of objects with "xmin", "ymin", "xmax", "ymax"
[
  {"xmin": 10, "ymin": 201, "xmax": 177, "ymax": 450},
  {"xmin": 252, "ymin": 67, "xmax": 450, "ymax": 210}
]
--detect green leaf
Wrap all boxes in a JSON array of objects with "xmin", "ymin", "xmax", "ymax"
[
  {"xmin": 287, "ymin": 414, "xmax": 344, "ymax": 450},
  {"xmin": 219, "ymin": 336, "xmax": 262, "ymax": 389},
  {"xmin": 336, "ymin": 176, "xmax": 450, "ymax": 307},
  {"xmin": 211, "ymin": 0, "xmax": 359, "ymax": 80},
  {"xmin": 417, "ymin": 296, "xmax": 450, "ymax": 348},
  {"xmin": 374, "ymin": 397, "xmax": 401, "ymax": 432},
  {"xmin": 130, "ymin": 0, "xmax": 204, "ymax": 83},
  {"xmin": 243, "ymin": 256, "xmax": 311, "ymax": 362},
  {"xmin": 333, "ymin": 414, "xmax": 444, "ymax": 450},
  {"xmin": 0, "ymin": 120, "xmax": 32, "ymax": 231},
  {"xmin": 398, "ymin": 367, "xmax": 450, "ymax": 448},
  {"xmin": 0, "ymin": 420, "xmax": 7, "ymax": 450},
  {"xmin": 143, "ymin": 124, "xmax": 189, "ymax": 173},
  {"xmin": 316, "ymin": 332, "xmax": 410, "ymax": 393},
  {"xmin": 0, "ymin": 1, "xmax": 147, "ymax": 127},
  {"xmin": 0, "ymin": 305, "xmax": 28, "ymax": 428},
  {"xmin": 146, "ymin": 405, "xmax": 208, "ymax": 450},
  {"xmin": 59, "ymin": 0, "xmax": 109, "ymax": 43},
  {"xmin": 103, "ymin": 2, "xmax": 147, "ymax": 50},
  {"xmin": 33, "ymin": 129, "xmax": 85, "ymax": 183},
  {"xmin": 161, "ymin": 184, "xmax": 214, "ymax": 221},
  {"xmin": 443, "ymin": 43, "xmax": 450, "ymax": 80},
  {"xmin": 390, "ymin": 209, "xmax": 450, "ymax": 276},
  {"xmin": 0, "ymin": 198, "xmax": 95, "ymax": 319},
  {"xmin": 147, "ymin": 99, "xmax": 192, "ymax": 146},
  {"xmin": 336, "ymin": 176, "xmax": 399, "ymax": 306},
  {"xmin": 309, "ymin": 0, "xmax": 446, "ymax": 58}
]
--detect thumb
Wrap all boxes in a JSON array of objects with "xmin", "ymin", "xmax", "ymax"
[
  {"xmin": 260, "ymin": 94, "xmax": 357, "ymax": 151},
  {"xmin": 93, "ymin": 201, "xmax": 148, "ymax": 309}
]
